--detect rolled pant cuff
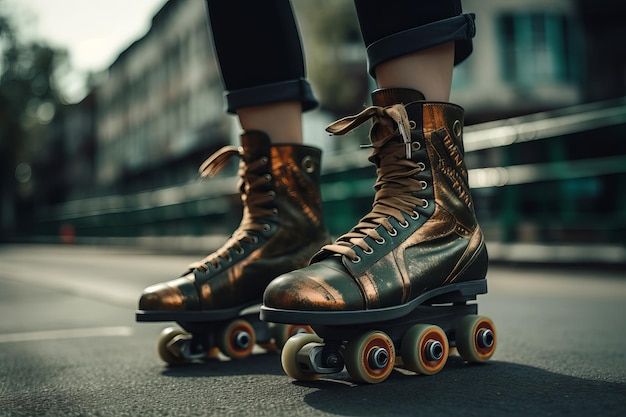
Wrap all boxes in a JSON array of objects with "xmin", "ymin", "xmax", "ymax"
[
  {"xmin": 366, "ymin": 13, "xmax": 476, "ymax": 78},
  {"xmin": 224, "ymin": 77, "xmax": 319, "ymax": 114}
]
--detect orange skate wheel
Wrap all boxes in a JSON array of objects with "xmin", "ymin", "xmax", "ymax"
[
  {"xmin": 281, "ymin": 332, "xmax": 324, "ymax": 381},
  {"xmin": 156, "ymin": 327, "xmax": 191, "ymax": 366},
  {"xmin": 273, "ymin": 323, "xmax": 315, "ymax": 350},
  {"xmin": 401, "ymin": 324, "xmax": 449, "ymax": 375},
  {"xmin": 344, "ymin": 330, "xmax": 395, "ymax": 384},
  {"xmin": 456, "ymin": 315, "xmax": 497, "ymax": 363},
  {"xmin": 217, "ymin": 319, "xmax": 256, "ymax": 359}
]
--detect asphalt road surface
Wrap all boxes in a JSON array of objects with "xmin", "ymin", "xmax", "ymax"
[{"xmin": 0, "ymin": 244, "xmax": 624, "ymax": 417}]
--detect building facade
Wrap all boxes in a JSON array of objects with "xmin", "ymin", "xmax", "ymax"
[
  {"xmin": 453, "ymin": 0, "xmax": 583, "ymax": 123},
  {"xmin": 95, "ymin": 0, "xmax": 228, "ymax": 193}
]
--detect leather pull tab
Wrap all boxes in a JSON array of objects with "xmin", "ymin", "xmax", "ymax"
[
  {"xmin": 325, "ymin": 106, "xmax": 383, "ymax": 136},
  {"xmin": 385, "ymin": 104, "xmax": 412, "ymax": 158},
  {"xmin": 199, "ymin": 146, "xmax": 241, "ymax": 178}
]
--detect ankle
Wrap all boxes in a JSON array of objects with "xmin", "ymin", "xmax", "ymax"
[{"xmin": 237, "ymin": 101, "xmax": 304, "ymax": 144}]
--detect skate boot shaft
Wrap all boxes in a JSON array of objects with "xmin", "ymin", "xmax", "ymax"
[
  {"xmin": 137, "ymin": 130, "xmax": 330, "ymax": 315},
  {"xmin": 262, "ymin": 88, "xmax": 488, "ymax": 319}
]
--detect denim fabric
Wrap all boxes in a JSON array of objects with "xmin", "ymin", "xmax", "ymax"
[
  {"xmin": 365, "ymin": 14, "xmax": 476, "ymax": 77},
  {"xmin": 224, "ymin": 78, "xmax": 318, "ymax": 114}
]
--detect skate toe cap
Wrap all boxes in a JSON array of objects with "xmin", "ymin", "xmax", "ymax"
[
  {"xmin": 138, "ymin": 276, "xmax": 200, "ymax": 311},
  {"xmin": 263, "ymin": 260, "xmax": 364, "ymax": 311}
]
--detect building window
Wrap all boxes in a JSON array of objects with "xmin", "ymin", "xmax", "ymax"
[{"xmin": 499, "ymin": 12, "xmax": 580, "ymax": 86}]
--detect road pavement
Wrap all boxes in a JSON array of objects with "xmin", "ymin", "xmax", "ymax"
[{"xmin": 0, "ymin": 243, "xmax": 624, "ymax": 416}]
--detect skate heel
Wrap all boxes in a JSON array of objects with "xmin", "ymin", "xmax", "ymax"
[{"xmin": 423, "ymin": 278, "xmax": 487, "ymax": 305}]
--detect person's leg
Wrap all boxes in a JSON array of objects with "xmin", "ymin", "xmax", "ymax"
[
  {"xmin": 206, "ymin": 0, "xmax": 316, "ymax": 143},
  {"xmin": 375, "ymin": 43, "xmax": 454, "ymax": 101},
  {"xmin": 263, "ymin": 1, "xmax": 487, "ymax": 318},
  {"xmin": 137, "ymin": 0, "xmax": 329, "ymax": 344},
  {"xmin": 358, "ymin": 0, "xmax": 474, "ymax": 98},
  {"xmin": 236, "ymin": 102, "xmax": 303, "ymax": 144}
]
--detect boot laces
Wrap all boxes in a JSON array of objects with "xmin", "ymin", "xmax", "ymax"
[
  {"xmin": 186, "ymin": 146, "xmax": 276, "ymax": 273},
  {"xmin": 322, "ymin": 104, "xmax": 428, "ymax": 262}
]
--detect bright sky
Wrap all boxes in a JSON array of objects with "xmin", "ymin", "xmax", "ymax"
[{"xmin": 3, "ymin": 0, "xmax": 168, "ymax": 102}]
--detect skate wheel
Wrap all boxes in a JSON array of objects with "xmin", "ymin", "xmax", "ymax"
[
  {"xmin": 281, "ymin": 333, "xmax": 323, "ymax": 381},
  {"xmin": 272, "ymin": 323, "xmax": 315, "ymax": 350},
  {"xmin": 401, "ymin": 324, "xmax": 449, "ymax": 375},
  {"xmin": 217, "ymin": 319, "xmax": 256, "ymax": 359},
  {"xmin": 456, "ymin": 315, "xmax": 497, "ymax": 363},
  {"xmin": 157, "ymin": 327, "xmax": 191, "ymax": 366},
  {"xmin": 344, "ymin": 330, "xmax": 395, "ymax": 384}
]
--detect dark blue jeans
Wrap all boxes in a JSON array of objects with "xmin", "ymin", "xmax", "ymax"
[{"xmin": 206, "ymin": 0, "xmax": 475, "ymax": 113}]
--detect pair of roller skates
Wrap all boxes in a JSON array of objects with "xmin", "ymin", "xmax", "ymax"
[
  {"xmin": 136, "ymin": 88, "xmax": 497, "ymax": 384},
  {"xmin": 137, "ymin": 281, "xmax": 495, "ymax": 383}
]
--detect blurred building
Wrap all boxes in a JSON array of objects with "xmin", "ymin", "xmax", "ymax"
[
  {"xmin": 453, "ymin": 0, "xmax": 626, "ymax": 254},
  {"xmin": 34, "ymin": 93, "xmax": 95, "ymax": 204},
  {"xmin": 33, "ymin": 0, "xmax": 626, "ymax": 260},
  {"xmin": 95, "ymin": 0, "xmax": 229, "ymax": 194},
  {"xmin": 453, "ymin": 0, "xmax": 583, "ymax": 123}
]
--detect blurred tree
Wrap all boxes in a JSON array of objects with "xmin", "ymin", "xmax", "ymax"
[{"xmin": 0, "ymin": 3, "xmax": 67, "ymax": 238}]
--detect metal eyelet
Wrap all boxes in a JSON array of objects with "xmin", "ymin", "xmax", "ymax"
[
  {"xmin": 265, "ymin": 174, "xmax": 272, "ymax": 182},
  {"xmin": 235, "ymin": 247, "xmax": 245, "ymax": 255},
  {"xmin": 351, "ymin": 256, "xmax": 361, "ymax": 263},
  {"xmin": 421, "ymin": 200, "xmax": 430, "ymax": 209},
  {"xmin": 375, "ymin": 237, "xmax": 386, "ymax": 245},
  {"xmin": 388, "ymin": 228, "xmax": 398, "ymax": 237},
  {"xmin": 268, "ymin": 190, "xmax": 276, "ymax": 198},
  {"xmin": 399, "ymin": 219, "xmax": 409, "ymax": 229},
  {"xmin": 409, "ymin": 120, "xmax": 417, "ymax": 129},
  {"xmin": 260, "ymin": 156, "xmax": 269, "ymax": 165},
  {"xmin": 363, "ymin": 247, "xmax": 374, "ymax": 255},
  {"xmin": 411, "ymin": 210, "xmax": 420, "ymax": 220},
  {"xmin": 411, "ymin": 141, "xmax": 421, "ymax": 151},
  {"xmin": 420, "ymin": 180, "xmax": 428, "ymax": 189},
  {"xmin": 302, "ymin": 155, "xmax": 315, "ymax": 174},
  {"xmin": 417, "ymin": 162, "xmax": 426, "ymax": 171},
  {"xmin": 272, "ymin": 208, "xmax": 279, "ymax": 215},
  {"xmin": 453, "ymin": 120, "xmax": 462, "ymax": 139},
  {"xmin": 263, "ymin": 224, "xmax": 271, "ymax": 231},
  {"xmin": 251, "ymin": 235, "xmax": 259, "ymax": 244}
]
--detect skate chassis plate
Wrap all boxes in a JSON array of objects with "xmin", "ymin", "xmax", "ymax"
[
  {"xmin": 260, "ymin": 279, "xmax": 487, "ymax": 326},
  {"xmin": 135, "ymin": 303, "xmax": 260, "ymax": 323}
]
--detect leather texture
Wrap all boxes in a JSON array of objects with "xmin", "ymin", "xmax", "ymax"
[
  {"xmin": 139, "ymin": 131, "xmax": 330, "ymax": 311},
  {"xmin": 263, "ymin": 88, "xmax": 488, "ymax": 312}
]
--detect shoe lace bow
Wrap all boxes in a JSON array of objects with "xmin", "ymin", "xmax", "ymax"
[
  {"xmin": 186, "ymin": 146, "xmax": 276, "ymax": 273},
  {"xmin": 320, "ymin": 104, "xmax": 428, "ymax": 262}
]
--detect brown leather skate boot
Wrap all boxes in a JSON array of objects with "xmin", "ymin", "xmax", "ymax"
[
  {"xmin": 262, "ymin": 88, "xmax": 488, "ymax": 324},
  {"xmin": 138, "ymin": 130, "xmax": 330, "ymax": 315}
]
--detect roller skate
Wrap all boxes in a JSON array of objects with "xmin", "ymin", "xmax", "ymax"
[
  {"xmin": 136, "ymin": 131, "xmax": 330, "ymax": 365},
  {"xmin": 261, "ymin": 88, "xmax": 496, "ymax": 383}
]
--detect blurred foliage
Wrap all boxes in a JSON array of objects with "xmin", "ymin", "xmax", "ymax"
[{"xmin": 0, "ymin": 2, "xmax": 67, "ymax": 234}]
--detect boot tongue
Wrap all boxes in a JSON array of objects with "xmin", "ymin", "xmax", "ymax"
[
  {"xmin": 371, "ymin": 88, "xmax": 425, "ymax": 107},
  {"xmin": 240, "ymin": 130, "xmax": 272, "ymax": 160}
]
